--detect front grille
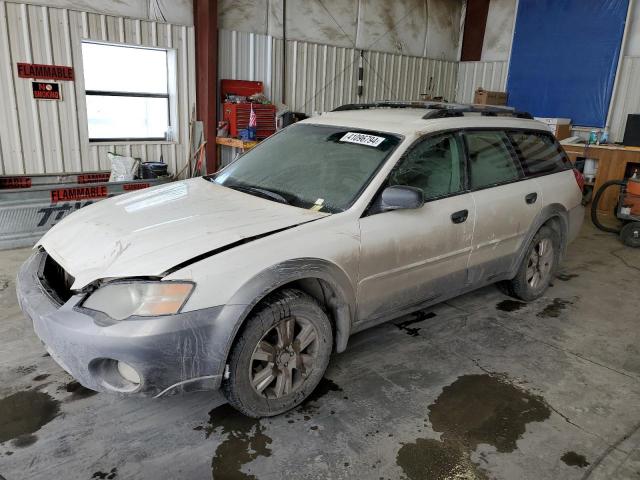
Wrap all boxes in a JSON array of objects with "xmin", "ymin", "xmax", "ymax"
[{"xmin": 39, "ymin": 253, "xmax": 75, "ymax": 304}]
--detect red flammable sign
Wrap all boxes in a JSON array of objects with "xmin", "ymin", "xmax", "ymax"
[
  {"xmin": 51, "ymin": 186, "xmax": 108, "ymax": 203},
  {"xmin": 17, "ymin": 62, "xmax": 74, "ymax": 81},
  {"xmin": 123, "ymin": 183, "xmax": 151, "ymax": 191},
  {"xmin": 0, "ymin": 177, "xmax": 32, "ymax": 189},
  {"xmin": 77, "ymin": 173, "xmax": 111, "ymax": 184}
]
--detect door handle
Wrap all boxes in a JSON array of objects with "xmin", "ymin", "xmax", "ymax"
[
  {"xmin": 451, "ymin": 209, "xmax": 469, "ymax": 224},
  {"xmin": 525, "ymin": 193, "xmax": 538, "ymax": 204}
]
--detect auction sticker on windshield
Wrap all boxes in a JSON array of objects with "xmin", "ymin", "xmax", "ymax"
[{"xmin": 340, "ymin": 132, "xmax": 386, "ymax": 147}]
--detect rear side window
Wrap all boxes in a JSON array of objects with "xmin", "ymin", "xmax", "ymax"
[
  {"xmin": 508, "ymin": 131, "xmax": 571, "ymax": 176},
  {"xmin": 465, "ymin": 131, "xmax": 520, "ymax": 189}
]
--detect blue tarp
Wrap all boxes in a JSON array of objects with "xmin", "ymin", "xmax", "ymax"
[{"xmin": 506, "ymin": 0, "xmax": 629, "ymax": 127}]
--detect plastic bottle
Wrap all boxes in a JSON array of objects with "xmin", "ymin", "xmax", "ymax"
[
  {"xmin": 600, "ymin": 130, "xmax": 609, "ymax": 145},
  {"xmin": 588, "ymin": 130, "xmax": 598, "ymax": 145}
]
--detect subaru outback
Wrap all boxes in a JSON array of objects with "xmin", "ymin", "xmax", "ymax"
[{"xmin": 17, "ymin": 102, "xmax": 584, "ymax": 417}]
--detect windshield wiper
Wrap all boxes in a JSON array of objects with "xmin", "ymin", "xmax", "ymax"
[{"xmin": 228, "ymin": 185, "xmax": 290, "ymax": 205}]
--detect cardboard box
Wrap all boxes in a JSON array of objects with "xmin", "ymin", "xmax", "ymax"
[
  {"xmin": 534, "ymin": 117, "xmax": 572, "ymax": 141},
  {"xmin": 474, "ymin": 88, "xmax": 508, "ymax": 106}
]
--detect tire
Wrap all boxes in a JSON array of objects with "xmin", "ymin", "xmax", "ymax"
[
  {"xmin": 620, "ymin": 222, "xmax": 640, "ymax": 248},
  {"xmin": 504, "ymin": 226, "xmax": 561, "ymax": 301},
  {"xmin": 222, "ymin": 288, "xmax": 333, "ymax": 418}
]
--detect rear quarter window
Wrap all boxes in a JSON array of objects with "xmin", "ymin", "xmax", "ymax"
[{"xmin": 508, "ymin": 131, "xmax": 571, "ymax": 177}]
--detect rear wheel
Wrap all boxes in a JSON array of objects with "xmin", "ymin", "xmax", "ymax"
[
  {"xmin": 222, "ymin": 289, "xmax": 333, "ymax": 418},
  {"xmin": 620, "ymin": 222, "xmax": 640, "ymax": 248},
  {"xmin": 504, "ymin": 226, "xmax": 561, "ymax": 301}
]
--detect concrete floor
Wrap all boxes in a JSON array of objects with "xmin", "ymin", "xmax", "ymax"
[{"xmin": 1, "ymin": 222, "xmax": 640, "ymax": 480}]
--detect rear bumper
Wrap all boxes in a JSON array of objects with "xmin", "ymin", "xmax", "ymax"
[
  {"xmin": 17, "ymin": 250, "xmax": 243, "ymax": 397},
  {"xmin": 567, "ymin": 204, "xmax": 585, "ymax": 244}
]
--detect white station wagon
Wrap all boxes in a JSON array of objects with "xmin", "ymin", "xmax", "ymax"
[{"xmin": 17, "ymin": 102, "xmax": 584, "ymax": 417}]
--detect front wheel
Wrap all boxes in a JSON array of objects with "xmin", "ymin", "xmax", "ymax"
[
  {"xmin": 222, "ymin": 289, "xmax": 333, "ymax": 418},
  {"xmin": 504, "ymin": 226, "xmax": 561, "ymax": 301}
]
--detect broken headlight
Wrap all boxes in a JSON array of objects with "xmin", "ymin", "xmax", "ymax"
[{"xmin": 82, "ymin": 281, "xmax": 194, "ymax": 320}]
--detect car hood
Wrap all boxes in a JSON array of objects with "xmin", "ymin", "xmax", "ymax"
[{"xmin": 38, "ymin": 178, "xmax": 329, "ymax": 289}]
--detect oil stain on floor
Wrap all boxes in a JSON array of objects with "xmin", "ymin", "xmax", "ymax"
[
  {"xmin": 537, "ymin": 298, "xmax": 573, "ymax": 318},
  {"xmin": 557, "ymin": 273, "xmax": 579, "ymax": 282},
  {"xmin": 561, "ymin": 451, "xmax": 590, "ymax": 468},
  {"xmin": 202, "ymin": 377, "xmax": 342, "ymax": 478},
  {"xmin": 206, "ymin": 404, "xmax": 272, "ymax": 480},
  {"xmin": 496, "ymin": 300, "xmax": 527, "ymax": 312},
  {"xmin": 0, "ymin": 390, "xmax": 60, "ymax": 446},
  {"xmin": 395, "ymin": 311, "xmax": 437, "ymax": 337},
  {"xmin": 397, "ymin": 374, "xmax": 551, "ymax": 480}
]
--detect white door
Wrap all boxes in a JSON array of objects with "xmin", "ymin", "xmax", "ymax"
[
  {"xmin": 357, "ymin": 132, "xmax": 476, "ymax": 323},
  {"xmin": 464, "ymin": 130, "xmax": 542, "ymax": 284}
]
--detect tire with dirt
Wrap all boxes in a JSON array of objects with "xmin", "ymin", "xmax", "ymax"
[
  {"xmin": 620, "ymin": 222, "xmax": 640, "ymax": 248},
  {"xmin": 222, "ymin": 288, "xmax": 333, "ymax": 417},
  {"xmin": 503, "ymin": 226, "xmax": 561, "ymax": 301}
]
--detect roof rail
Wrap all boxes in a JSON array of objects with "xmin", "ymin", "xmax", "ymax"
[{"xmin": 332, "ymin": 101, "xmax": 534, "ymax": 120}]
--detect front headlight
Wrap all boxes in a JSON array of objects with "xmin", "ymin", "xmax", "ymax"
[{"xmin": 82, "ymin": 281, "xmax": 194, "ymax": 320}]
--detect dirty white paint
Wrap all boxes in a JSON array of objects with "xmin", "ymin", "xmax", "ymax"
[
  {"xmin": 0, "ymin": 1, "xmax": 195, "ymax": 175},
  {"xmin": 481, "ymin": 0, "xmax": 516, "ymax": 62},
  {"xmin": 219, "ymin": 0, "xmax": 464, "ymax": 60},
  {"xmin": 18, "ymin": 0, "xmax": 193, "ymax": 25},
  {"xmin": 455, "ymin": 61, "xmax": 508, "ymax": 103},
  {"xmin": 608, "ymin": 56, "xmax": 640, "ymax": 141}
]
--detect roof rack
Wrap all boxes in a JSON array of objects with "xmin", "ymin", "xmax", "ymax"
[{"xmin": 332, "ymin": 101, "xmax": 534, "ymax": 120}]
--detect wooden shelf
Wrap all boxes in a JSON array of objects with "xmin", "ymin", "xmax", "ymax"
[{"xmin": 215, "ymin": 137, "xmax": 258, "ymax": 150}]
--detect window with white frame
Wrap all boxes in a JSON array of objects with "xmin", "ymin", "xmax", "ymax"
[{"xmin": 82, "ymin": 42, "xmax": 174, "ymax": 142}]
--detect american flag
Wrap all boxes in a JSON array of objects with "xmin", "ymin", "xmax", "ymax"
[{"xmin": 249, "ymin": 104, "xmax": 257, "ymax": 128}]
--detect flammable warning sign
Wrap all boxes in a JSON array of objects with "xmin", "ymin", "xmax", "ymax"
[{"xmin": 51, "ymin": 185, "xmax": 108, "ymax": 203}]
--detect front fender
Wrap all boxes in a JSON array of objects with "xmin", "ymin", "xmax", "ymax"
[{"xmin": 207, "ymin": 258, "xmax": 357, "ymax": 380}]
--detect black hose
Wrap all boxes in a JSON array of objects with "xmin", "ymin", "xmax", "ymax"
[{"xmin": 591, "ymin": 179, "xmax": 626, "ymax": 234}]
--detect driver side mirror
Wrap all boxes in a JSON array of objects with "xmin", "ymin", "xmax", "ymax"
[{"xmin": 380, "ymin": 185, "xmax": 424, "ymax": 212}]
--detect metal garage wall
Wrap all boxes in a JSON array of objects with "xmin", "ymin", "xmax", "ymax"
[
  {"xmin": 218, "ymin": 28, "xmax": 458, "ymax": 166},
  {"xmin": 455, "ymin": 61, "xmax": 508, "ymax": 103},
  {"xmin": 219, "ymin": 29, "xmax": 458, "ymax": 113},
  {"xmin": 609, "ymin": 56, "xmax": 640, "ymax": 142},
  {"xmin": 0, "ymin": 1, "xmax": 195, "ymax": 176}
]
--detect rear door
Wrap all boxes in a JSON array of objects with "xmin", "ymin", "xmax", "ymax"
[
  {"xmin": 465, "ymin": 130, "xmax": 542, "ymax": 285},
  {"xmin": 357, "ymin": 132, "xmax": 476, "ymax": 322},
  {"xmin": 508, "ymin": 130, "xmax": 580, "ymax": 213}
]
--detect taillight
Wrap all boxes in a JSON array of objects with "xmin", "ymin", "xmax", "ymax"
[{"xmin": 573, "ymin": 168, "xmax": 585, "ymax": 191}]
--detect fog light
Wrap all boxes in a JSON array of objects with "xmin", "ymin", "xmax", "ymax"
[{"xmin": 117, "ymin": 361, "xmax": 141, "ymax": 385}]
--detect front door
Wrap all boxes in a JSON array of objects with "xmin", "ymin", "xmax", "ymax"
[{"xmin": 357, "ymin": 132, "xmax": 476, "ymax": 323}]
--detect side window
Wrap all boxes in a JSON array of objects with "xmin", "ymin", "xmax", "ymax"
[
  {"xmin": 465, "ymin": 131, "xmax": 520, "ymax": 189},
  {"xmin": 388, "ymin": 134, "xmax": 464, "ymax": 200},
  {"xmin": 509, "ymin": 131, "xmax": 571, "ymax": 176}
]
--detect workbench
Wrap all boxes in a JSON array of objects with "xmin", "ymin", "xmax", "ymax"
[
  {"xmin": 215, "ymin": 137, "xmax": 259, "ymax": 168},
  {"xmin": 563, "ymin": 143, "xmax": 640, "ymax": 217}
]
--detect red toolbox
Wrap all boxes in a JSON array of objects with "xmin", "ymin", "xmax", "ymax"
[
  {"xmin": 222, "ymin": 102, "xmax": 277, "ymax": 139},
  {"xmin": 220, "ymin": 79, "xmax": 276, "ymax": 139}
]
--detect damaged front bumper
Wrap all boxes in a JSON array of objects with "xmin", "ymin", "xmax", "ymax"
[{"xmin": 16, "ymin": 250, "xmax": 240, "ymax": 397}]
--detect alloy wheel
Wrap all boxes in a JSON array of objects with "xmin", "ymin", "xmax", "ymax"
[
  {"xmin": 249, "ymin": 316, "xmax": 319, "ymax": 399},
  {"xmin": 526, "ymin": 238, "xmax": 554, "ymax": 289}
]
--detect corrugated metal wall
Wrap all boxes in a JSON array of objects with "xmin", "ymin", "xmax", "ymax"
[
  {"xmin": 218, "ymin": 29, "xmax": 459, "ymax": 166},
  {"xmin": 0, "ymin": 1, "xmax": 195, "ymax": 176},
  {"xmin": 219, "ymin": 29, "xmax": 459, "ymax": 113},
  {"xmin": 455, "ymin": 61, "xmax": 508, "ymax": 103},
  {"xmin": 609, "ymin": 57, "xmax": 640, "ymax": 142}
]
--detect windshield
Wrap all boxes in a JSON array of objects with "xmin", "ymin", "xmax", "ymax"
[{"xmin": 211, "ymin": 124, "xmax": 401, "ymax": 213}]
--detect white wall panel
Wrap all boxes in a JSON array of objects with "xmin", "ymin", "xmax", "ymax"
[
  {"xmin": 218, "ymin": 29, "xmax": 459, "ymax": 167},
  {"xmin": 0, "ymin": 1, "xmax": 195, "ymax": 176},
  {"xmin": 609, "ymin": 56, "xmax": 640, "ymax": 142},
  {"xmin": 455, "ymin": 61, "xmax": 508, "ymax": 103}
]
